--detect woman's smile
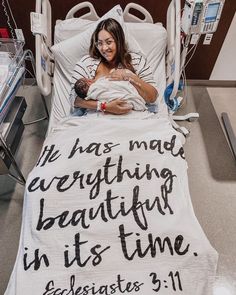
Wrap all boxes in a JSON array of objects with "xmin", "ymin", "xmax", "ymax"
[
  {"xmin": 103, "ymin": 50, "xmax": 113, "ymax": 60},
  {"xmin": 97, "ymin": 29, "xmax": 117, "ymax": 63}
]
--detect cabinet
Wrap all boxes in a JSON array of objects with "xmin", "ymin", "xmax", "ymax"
[{"xmin": 0, "ymin": 39, "xmax": 49, "ymax": 184}]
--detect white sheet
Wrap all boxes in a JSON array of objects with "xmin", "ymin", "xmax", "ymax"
[{"xmin": 4, "ymin": 116, "xmax": 218, "ymax": 295}]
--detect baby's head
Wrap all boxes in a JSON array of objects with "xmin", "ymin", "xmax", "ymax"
[{"xmin": 74, "ymin": 78, "xmax": 94, "ymax": 98}]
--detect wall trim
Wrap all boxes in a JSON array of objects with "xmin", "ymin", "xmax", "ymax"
[{"xmin": 187, "ymin": 80, "xmax": 236, "ymax": 87}]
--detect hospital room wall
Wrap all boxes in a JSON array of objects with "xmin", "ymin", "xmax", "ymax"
[
  {"xmin": 210, "ymin": 12, "xmax": 236, "ymax": 81},
  {"xmin": 0, "ymin": 0, "xmax": 235, "ymax": 80}
]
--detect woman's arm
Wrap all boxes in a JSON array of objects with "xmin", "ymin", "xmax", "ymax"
[
  {"xmin": 126, "ymin": 72, "xmax": 158, "ymax": 103},
  {"xmin": 108, "ymin": 69, "xmax": 158, "ymax": 103},
  {"xmin": 74, "ymin": 97, "xmax": 97, "ymax": 109},
  {"xmin": 74, "ymin": 97, "xmax": 132, "ymax": 115}
]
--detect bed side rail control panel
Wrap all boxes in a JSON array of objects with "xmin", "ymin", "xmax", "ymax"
[{"xmin": 0, "ymin": 96, "xmax": 27, "ymax": 174}]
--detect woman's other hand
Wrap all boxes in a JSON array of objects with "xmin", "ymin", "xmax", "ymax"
[
  {"xmin": 108, "ymin": 68, "xmax": 157, "ymax": 103},
  {"xmin": 106, "ymin": 98, "xmax": 132, "ymax": 114},
  {"xmin": 108, "ymin": 69, "xmax": 141, "ymax": 87},
  {"xmin": 108, "ymin": 69, "xmax": 130, "ymax": 81}
]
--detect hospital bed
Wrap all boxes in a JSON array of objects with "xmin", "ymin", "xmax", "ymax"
[
  {"xmin": 31, "ymin": 1, "xmax": 171, "ymax": 133},
  {"xmin": 4, "ymin": 2, "xmax": 219, "ymax": 294},
  {"xmin": 31, "ymin": 0, "xmax": 196, "ymax": 133}
]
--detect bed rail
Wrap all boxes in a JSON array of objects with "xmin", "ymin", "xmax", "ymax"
[
  {"xmin": 30, "ymin": 0, "xmax": 52, "ymax": 96},
  {"xmin": 166, "ymin": 0, "xmax": 181, "ymax": 100},
  {"xmin": 123, "ymin": 3, "xmax": 153, "ymax": 23},
  {"xmin": 65, "ymin": 2, "xmax": 99, "ymax": 20}
]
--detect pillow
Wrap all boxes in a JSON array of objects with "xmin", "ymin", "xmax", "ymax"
[
  {"xmin": 127, "ymin": 22, "xmax": 167, "ymax": 87},
  {"xmin": 54, "ymin": 18, "xmax": 94, "ymax": 44},
  {"xmin": 51, "ymin": 5, "xmax": 142, "ymax": 83}
]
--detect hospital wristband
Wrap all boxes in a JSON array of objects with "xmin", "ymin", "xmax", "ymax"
[
  {"xmin": 97, "ymin": 101, "xmax": 102, "ymax": 112},
  {"xmin": 101, "ymin": 101, "xmax": 107, "ymax": 112},
  {"xmin": 97, "ymin": 101, "xmax": 106, "ymax": 112}
]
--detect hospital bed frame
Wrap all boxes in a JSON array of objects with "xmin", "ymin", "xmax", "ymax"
[{"xmin": 31, "ymin": 0, "xmax": 195, "ymax": 135}]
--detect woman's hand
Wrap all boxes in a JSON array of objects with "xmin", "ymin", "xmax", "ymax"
[
  {"xmin": 107, "ymin": 69, "xmax": 132, "ymax": 81},
  {"xmin": 74, "ymin": 97, "xmax": 132, "ymax": 115},
  {"xmin": 108, "ymin": 69, "xmax": 125, "ymax": 80},
  {"xmin": 108, "ymin": 69, "xmax": 157, "ymax": 103},
  {"xmin": 108, "ymin": 68, "xmax": 141, "ymax": 87},
  {"xmin": 106, "ymin": 98, "xmax": 132, "ymax": 115}
]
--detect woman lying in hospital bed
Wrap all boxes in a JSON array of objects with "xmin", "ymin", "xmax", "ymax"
[{"xmin": 69, "ymin": 17, "xmax": 158, "ymax": 116}]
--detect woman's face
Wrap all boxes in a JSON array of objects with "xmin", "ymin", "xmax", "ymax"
[{"xmin": 96, "ymin": 29, "xmax": 117, "ymax": 64}]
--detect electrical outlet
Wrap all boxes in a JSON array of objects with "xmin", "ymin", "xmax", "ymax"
[
  {"xmin": 15, "ymin": 29, "xmax": 25, "ymax": 42},
  {"xmin": 203, "ymin": 33, "xmax": 213, "ymax": 45}
]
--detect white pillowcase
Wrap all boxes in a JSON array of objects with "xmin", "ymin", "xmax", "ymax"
[
  {"xmin": 54, "ymin": 18, "xmax": 94, "ymax": 44},
  {"xmin": 127, "ymin": 22, "xmax": 167, "ymax": 87}
]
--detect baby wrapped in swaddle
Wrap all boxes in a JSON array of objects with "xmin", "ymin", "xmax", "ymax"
[{"xmin": 74, "ymin": 75, "xmax": 147, "ymax": 111}]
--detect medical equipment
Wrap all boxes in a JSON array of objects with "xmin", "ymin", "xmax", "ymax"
[
  {"xmin": 179, "ymin": 0, "xmax": 225, "ymax": 81},
  {"xmin": 167, "ymin": 0, "xmax": 225, "ymax": 89},
  {"xmin": 0, "ymin": 39, "xmax": 25, "ymax": 112},
  {"xmin": 0, "ymin": 26, "xmax": 50, "ymax": 184},
  {"xmin": 181, "ymin": 0, "xmax": 225, "ymax": 35},
  {"xmin": 165, "ymin": 0, "xmax": 225, "ymax": 129},
  {"xmin": 0, "ymin": 38, "xmax": 26, "ymax": 184},
  {"xmin": 179, "ymin": 0, "xmax": 235, "ymax": 160}
]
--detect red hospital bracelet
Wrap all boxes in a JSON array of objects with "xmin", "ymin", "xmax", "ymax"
[{"xmin": 101, "ymin": 101, "xmax": 106, "ymax": 112}]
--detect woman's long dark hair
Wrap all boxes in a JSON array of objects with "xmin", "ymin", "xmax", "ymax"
[{"xmin": 89, "ymin": 18, "xmax": 135, "ymax": 72}]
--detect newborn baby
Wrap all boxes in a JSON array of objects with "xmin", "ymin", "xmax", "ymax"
[{"xmin": 74, "ymin": 75, "xmax": 147, "ymax": 111}]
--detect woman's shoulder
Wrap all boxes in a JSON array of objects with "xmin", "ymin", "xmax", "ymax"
[
  {"xmin": 74, "ymin": 55, "xmax": 101, "ymax": 78},
  {"xmin": 78, "ymin": 55, "xmax": 100, "ymax": 66},
  {"xmin": 129, "ymin": 51, "xmax": 146, "ymax": 65},
  {"xmin": 129, "ymin": 51, "xmax": 146, "ymax": 59},
  {"xmin": 129, "ymin": 51, "xmax": 147, "ymax": 70}
]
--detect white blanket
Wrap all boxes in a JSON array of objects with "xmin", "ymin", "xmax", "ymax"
[
  {"xmin": 86, "ymin": 77, "xmax": 147, "ymax": 111},
  {"xmin": 5, "ymin": 116, "xmax": 218, "ymax": 295}
]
